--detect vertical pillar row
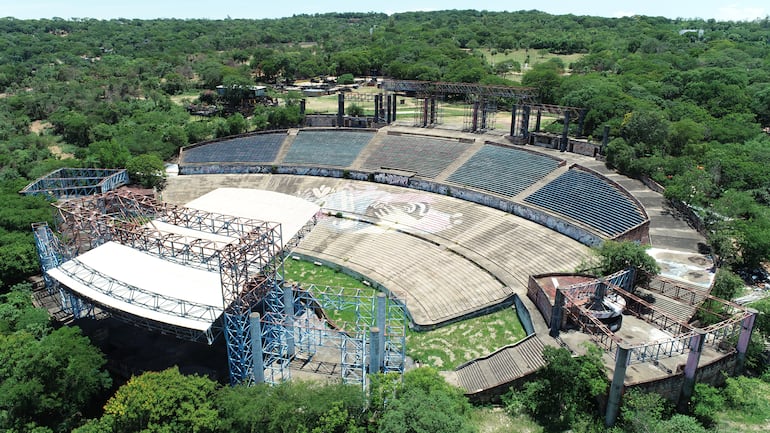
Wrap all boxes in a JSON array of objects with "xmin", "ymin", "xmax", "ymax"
[{"xmin": 429, "ymin": 96, "xmax": 437, "ymax": 125}]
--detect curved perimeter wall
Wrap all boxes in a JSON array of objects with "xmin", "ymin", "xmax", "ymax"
[{"xmin": 178, "ymin": 129, "xmax": 650, "ymax": 247}]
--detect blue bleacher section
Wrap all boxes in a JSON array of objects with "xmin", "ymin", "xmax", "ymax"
[
  {"xmin": 524, "ymin": 169, "xmax": 645, "ymax": 236},
  {"xmin": 283, "ymin": 130, "xmax": 374, "ymax": 166},
  {"xmin": 181, "ymin": 133, "xmax": 285, "ymax": 164},
  {"xmin": 447, "ymin": 145, "xmax": 561, "ymax": 197},
  {"xmin": 362, "ymin": 135, "xmax": 468, "ymax": 178}
]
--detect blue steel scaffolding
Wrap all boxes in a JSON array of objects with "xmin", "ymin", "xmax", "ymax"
[
  {"xmin": 21, "ymin": 168, "xmax": 129, "ymax": 200},
  {"xmin": 41, "ymin": 190, "xmax": 289, "ymax": 385},
  {"xmin": 35, "ymin": 190, "xmax": 405, "ymax": 387},
  {"xmin": 286, "ymin": 284, "xmax": 407, "ymax": 388}
]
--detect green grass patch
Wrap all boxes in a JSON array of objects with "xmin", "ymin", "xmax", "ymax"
[
  {"xmin": 407, "ymin": 308, "xmax": 527, "ymax": 370},
  {"xmin": 472, "ymin": 406, "xmax": 543, "ymax": 433},
  {"xmin": 477, "ymin": 48, "xmax": 584, "ymax": 69},
  {"xmin": 715, "ymin": 376, "xmax": 770, "ymax": 431},
  {"xmin": 284, "ymin": 258, "xmax": 528, "ymax": 369},
  {"xmin": 283, "ymin": 258, "xmax": 375, "ymax": 328}
]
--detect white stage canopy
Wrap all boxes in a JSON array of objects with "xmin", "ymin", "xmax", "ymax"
[
  {"xmin": 47, "ymin": 188, "xmax": 320, "ymax": 335},
  {"xmin": 184, "ymin": 188, "xmax": 320, "ymax": 244}
]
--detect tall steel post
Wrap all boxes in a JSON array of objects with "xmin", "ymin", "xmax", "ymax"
[
  {"xmin": 250, "ymin": 312, "xmax": 265, "ymax": 384},
  {"xmin": 337, "ymin": 93, "xmax": 345, "ymax": 127},
  {"xmin": 510, "ymin": 104, "xmax": 518, "ymax": 137},
  {"xmin": 605, "ymin": 344, "xmax": 631, "ymax": 427},
  {"xmin": 560, "ymin": 110, "xmax": 571, "ymax": 152}
]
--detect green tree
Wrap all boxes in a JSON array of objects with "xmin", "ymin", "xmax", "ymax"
[
  {"xmin": 0, "ymin": 283, "xmax": 50, "ymax": 336},
  {"xmin": 338, "ymin": 73, "xmax": 355, "ymax": 85},
  {"xmin": 216, "ymin": 380, "xmax": 366, "ymax": 433},
  {"xmin": 347, "ymin": 103, "xmax": 364, "ymax": 117},
  {"xmin": 89, "ymin": 367, "xmax": 219, "ymax": 433},
  {"xmin": 85, "ymin": 140, "xmax": 131, "ymax": 169},
  {"xmin": 710, "ymin": 268, "xmax": 744, "ymax": 301},
  {"xmin": 620, "ymin": 110, "xmax": 670, "ymax": 156},
  {"xmin": 376, "ymin": 367, "xmax": 475, "ymax": 433},
  {"xmin": 126, "ymin": 154, "xmax": 166, "ymax": 190},
  {"xmin": 590, "ymin": 240, "xmax": 660, "ymax": 282},
  {"xmin": 619, "ymin": 388, "xmax": 670, "ymax": 433},
  {"xmin": 691, "ymin": 383, "xmax": 724, "ymax": 427},
  {"xmin": 521, "ymin": 62, "xmax": 562, "ymax": 104},
  {"xmin": 750, "ymin": 297, "xmax": 770, "ymax": 337},
  {"xmin": 0, "ymin": 327, "xmax": 111, "ymax": 432},
  {"xmin": 506, "ymin": 345, "xmax": 607, "ymax": 431}
]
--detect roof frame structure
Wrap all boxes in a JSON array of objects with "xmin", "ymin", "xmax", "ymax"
[
  {"xmin": 20, "ymin": 167, "xmax": 129, "ymax": 199},
  {"xmin": 44, "ymin": 189, "xmax": 320, "ymax": 385},
  {"xmin": 382, "ymin": 79, "xmax": 538, "ymax": 102}
]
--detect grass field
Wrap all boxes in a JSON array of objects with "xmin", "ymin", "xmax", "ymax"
[
  {"xmin": 478, "ymin": 48, "xmax": 584, "ymax": 72},
  {"xmin": 283, "ymin": 258, "xmax": 527, "ymax": 369}
]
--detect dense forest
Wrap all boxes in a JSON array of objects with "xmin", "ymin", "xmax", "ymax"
[{"xmin": 1, "ymin": 9, "xmax": 770, "ymax": 432}]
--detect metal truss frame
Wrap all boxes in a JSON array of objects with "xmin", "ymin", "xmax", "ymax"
[
  {"xmin": 32, "ymin": 222, "xmax": 93, "ymax": 319},
  {"xmin": 20, "ymin": 168, "xmax": 128, "ymax": 199},
  {"xmin": 55, "ymin": 258, "xmax": 221, "ymax": 323},
  {"xmin": 560, "ymin": 268, "xmax": 752, "ymax": 365},
  {"xmin": 287, "ymin": 284, "xmax": 407, "ymax": 389},
  {"xmin": 382, "ymin": 80, "xmax": 538, "ymax": 102},
  {"xmin": 39, "ymin": 190, "xmax": 301, "ymax": 386}
]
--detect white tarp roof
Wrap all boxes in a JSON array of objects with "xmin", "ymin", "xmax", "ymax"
[
  {"xmin": 184, "ymin": 188, "xmax": 320, "ymax": 244},
  {"xmin": 47, "ymin": 241, "xmax": 223, "ymax": 331}
]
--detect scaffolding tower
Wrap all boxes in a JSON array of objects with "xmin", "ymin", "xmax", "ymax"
[
  {"xmin": 33, "ymin": 189, "xmax": 407, "ymax": 388},
  {"xmin": 36, "ymin": 190, "xmax": 292, "ymax": 385},
  {"xmin": 289, "ymin": 284, "xmax": 408, "ymax": 389}
]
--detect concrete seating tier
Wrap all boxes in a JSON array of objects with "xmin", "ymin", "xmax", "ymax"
[
  {"xmin": 362, "ymin": 135, "xmax": 468, "ymax": 178},
  {"xmin": 283, "ymin": 130, "xmax": 374, "ymax": 167},
  {"xmin": 448, "ymin": 145, "xmax": 561, "ymax": 197},
  {"xmin": 633, "ymin": 287, "xmax": 698, "ymax": 323},
  {"xmin": 524, "ymin": 169, "xmax": 645, "ymax": 237},
  {"xmin": 162, "ymin": 174, "xmax": 592, "ymax": 317},
  {"xmin": 295, "ymin": 219, "xmax": 507, "ymax": 327},
  {"xmin": 181, "ymin": 133, "xmax": 285, "ymax": 164},
  {"xmin": 455, "ymin": 335, "xmax": 547, "ymax": 393}
]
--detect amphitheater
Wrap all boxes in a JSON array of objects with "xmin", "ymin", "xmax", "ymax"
[
  {"xmin": 156, "ymin": 121, "xmax": 756, "ymax": 399},
  {"xmin": 30, "ymin": 117, "xmax": 756, "ymax": 415}
]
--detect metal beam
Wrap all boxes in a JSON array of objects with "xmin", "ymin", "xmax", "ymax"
[{"xmin": 382, "ymin": 80, "xmax": 538, "ymax": 102}]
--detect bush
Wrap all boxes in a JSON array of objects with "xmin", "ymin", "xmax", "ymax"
[
  {"xmin": 347, "ymin": 103, "xmax": 364, "ymax": 117},
  {"xmin": 126, "ymin": 154, "xmax": 166, "ymax": 190},
  {"xmin": 338, "ymin": 73, "xmax": 355, "ymax": 85}
]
